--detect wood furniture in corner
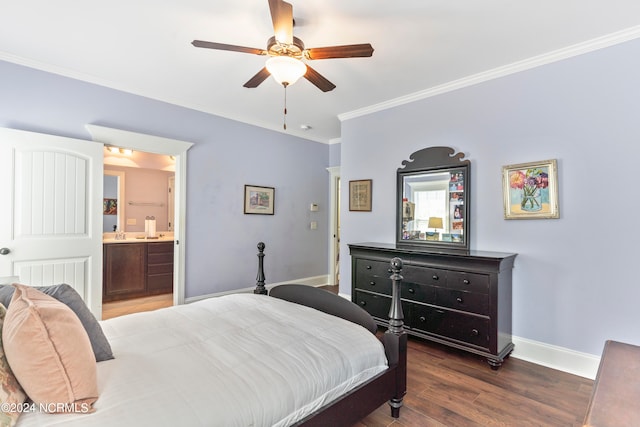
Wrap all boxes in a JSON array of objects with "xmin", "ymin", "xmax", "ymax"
[
  {"xmin": 103, "ymin": 241, "xmax": 174, "ymax": 302},
  {"xmin": 349, "ymin": 242, "xmax": 517, "ymax": 369},
  {"xmin": 583, "ymin": 340, "xmax": 640, "ymax": 426}
]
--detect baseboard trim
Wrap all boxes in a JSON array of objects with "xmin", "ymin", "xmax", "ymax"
[
  {"xmin": 511, "ymin": 336, "xmax": 600, "ymax": 380},
  {"xmin": 184, "ymin": 275, "xmax": 330, "ymax": 304}
]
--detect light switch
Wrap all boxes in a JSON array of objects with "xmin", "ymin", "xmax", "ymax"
[{"xmin": 310, "ymin": 203, "xmax": 319, "ymax": 212}]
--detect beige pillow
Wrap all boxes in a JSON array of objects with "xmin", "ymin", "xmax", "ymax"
[
  {"xmin": 2, "ymin": 284, "xmax": 98, "ymax": 413},
  {"xmin": 0, "ymin": 303, "xmax": 26, "ymax": 426}
]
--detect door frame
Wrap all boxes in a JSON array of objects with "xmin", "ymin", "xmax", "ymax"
[
  {"xmin": 103, "ymin": 170, "xmax": 126, "ymax": 233},
  {"xmin": 326, "ymin": 166, "xmax": 340, "ymax": 287},
  {"xmin": 86, "ymin": 125, "xmax": 193, "ymax": 307}
]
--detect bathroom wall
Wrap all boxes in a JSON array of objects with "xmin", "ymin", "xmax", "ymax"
[{"xmin": 104, "ymin": 165, "xmax": 174, "ymax": 232}]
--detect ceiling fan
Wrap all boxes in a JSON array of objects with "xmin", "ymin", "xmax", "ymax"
[{"xmin": 191, "ymin": 0, "xmax": 374, "ymax": 92}]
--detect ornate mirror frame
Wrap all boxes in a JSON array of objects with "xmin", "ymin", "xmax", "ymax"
[{"xmin": 396, "ymin": 146, "xmax": 470, "ymax": 251}]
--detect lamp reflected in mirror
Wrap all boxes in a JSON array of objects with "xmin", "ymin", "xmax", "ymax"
[{"xmin": 426, "ymin": 217, "xmax": 443, "ymax": 241}]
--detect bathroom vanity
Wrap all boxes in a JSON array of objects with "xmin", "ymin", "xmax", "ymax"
[{"xmin": 103, "ymin": 237, "xmax": 174, "ymax": 302}]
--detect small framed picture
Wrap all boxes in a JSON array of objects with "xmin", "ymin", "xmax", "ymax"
[
  {"xmin": 244, "ymin": 185, "xmax": 275, "ymax": 215},
  {"xmin": 349, "ymin": 179, "xmax": 372, "ymax": 212},
  {"xmin": 502, "ymin": 159, "xmax": 559, "ymax": 219},
  {"xmin": 103, "ymin": 198, "xmax": 117, "ymax": 215}
]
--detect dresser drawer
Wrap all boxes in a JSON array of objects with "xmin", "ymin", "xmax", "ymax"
[
  {"xmin": 407, "ymin": 303, "xmax": 438, "ymax": 331},
  {"xmin": 354, "ymin": 259, "xmax": 393, "ymax": 294},
  {"xmin": 441, "ymin": 311, "xmax": 489, "ymax": 350},
  {"xmin": 403, "ymin": 265, "xmax": 446, "ymax": 287},
  {"xmin": 436, "ymin": 288, "xmax": 489, "ymax": 315},
  {"xmin": 447, "ymin": 271, "xmax": 489, "ymax": 294},
  {"xmin": 410, "ymin": 305, "xmax": 489, "ymax": 350},
  {"xmin": 402, "ymin": 282, "xmax": 436, "ymax": 304},
  {"xmin": 353, "ymin": 290, "xmax": 392, "ymax": 320}
]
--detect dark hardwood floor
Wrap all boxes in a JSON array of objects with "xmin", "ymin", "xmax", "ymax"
[
  {"xmin": 320, "ymin": 286, "xmax": 593, "ymax": 427},
  {"xmin": 354, "ymin": 337, "xmax": 593, "ymax": 427}
]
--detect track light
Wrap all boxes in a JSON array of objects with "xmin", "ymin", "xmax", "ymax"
[{"xmin": 106, "ymin": 145, "xmax": 133, "ymax": 155}]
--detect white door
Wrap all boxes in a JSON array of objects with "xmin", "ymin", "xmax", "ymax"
[{"xmin": 0, "ymin": 127, "xmax": 103, "ymax": 318}]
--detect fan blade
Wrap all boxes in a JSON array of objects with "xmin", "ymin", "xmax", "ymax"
[
  {"xmin": 243, "ymin": 67, "xmax": 271, "ymax": 88},
  {"xmin": 268, "ymin": 0, "xmax": 293, "ymax": 45},
  {"xmin": 192, "ymin": 40, "xmax": 266, "ymax": 56},
  {"xmin": 304, "ymin": 65, "xmax": 336, "ymax": 92},
  {"xmin": 306, "ymin": 43, "xmax": 374, "ymax": 60}
]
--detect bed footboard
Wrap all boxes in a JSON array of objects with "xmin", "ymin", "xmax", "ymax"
[
  {"xmin": 269, "ymin": 284, "xmax": 378, "ymax": 334},
  {"xmin": 292, "ymin": 257, "xmax": 407, "ymax": 425},
  {"xmin": 254, "ymin": 242, "xmax": 407, "ymax": 423}
]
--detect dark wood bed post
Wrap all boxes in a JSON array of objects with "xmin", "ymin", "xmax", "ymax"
[
  {"xmin": 384, "ymin": 257, "xmax": 408, "ymax": 417},
  {"xmin": 254, "ymin": 242, "xmax": 267, "ymax": 295}
]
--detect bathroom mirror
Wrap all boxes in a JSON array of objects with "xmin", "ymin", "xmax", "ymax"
[
  {"xmin": 396, "ymin": 146, "xmax": 470, "ymax": 251},
  {"xmin": 103, "ymin": 170, "xmax": 125, "ymax": 232}
]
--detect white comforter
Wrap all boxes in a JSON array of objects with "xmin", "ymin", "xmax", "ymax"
[{"xmin": 17, "ymin": 294, "xmax": 388, "ymax": 427}]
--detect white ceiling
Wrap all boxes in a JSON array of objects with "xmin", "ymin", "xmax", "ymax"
[{"xmin": 1, "ymin": 1, "xmax": 640, "ymax": 143}]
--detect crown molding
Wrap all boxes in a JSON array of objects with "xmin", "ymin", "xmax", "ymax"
[{"xmin": 339, "ymin": 25, "xmax": 640, "ymax": 122}]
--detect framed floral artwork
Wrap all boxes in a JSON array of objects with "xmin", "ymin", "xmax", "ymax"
[
  {"xmin": 502, "ymin": 159, "xmax": 559, "ymax": 219},
  {"xmin": 244, "ymin": 185, "xmax": 275, "ymax": 215}
]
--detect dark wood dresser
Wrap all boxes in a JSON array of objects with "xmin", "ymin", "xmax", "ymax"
[{"xmin": 349, "ymin": 242, "xmax": 517, "ymax": 369}]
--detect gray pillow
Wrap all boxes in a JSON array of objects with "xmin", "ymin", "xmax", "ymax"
[{"xmin": 0, "ymin": 284, "xmax": 114, "ymax": 362}]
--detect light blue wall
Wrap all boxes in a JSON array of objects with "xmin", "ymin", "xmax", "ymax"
[
  {"xmin": 0, "ymin": 60, "xmax": 330, "ymax": 297},
  {"xmin": 339, "ymin": 38, "xmax": 640, "ymax": 356}
]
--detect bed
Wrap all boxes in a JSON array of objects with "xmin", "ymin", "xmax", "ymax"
[{"xmin": 5, "ymin": 242, "xmax": 407, "ymax": 427}]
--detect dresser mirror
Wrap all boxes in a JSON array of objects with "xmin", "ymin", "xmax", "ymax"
[{"xmin": 396, "ymin": 146, "xmax": 470, "ymax": 251}]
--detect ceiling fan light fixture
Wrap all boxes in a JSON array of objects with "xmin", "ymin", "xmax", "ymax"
[{"xmin": 266, "ymin": 56, "xmax": 307, "ymax": 86}]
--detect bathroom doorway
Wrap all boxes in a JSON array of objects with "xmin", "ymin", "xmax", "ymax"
[
  {"xmin": 102, "ymin": 150, "xmax": 175, "ymax": 318},
  {"xmin": 88, "ymin": 124, "xmax": 193, "ymax": 319}
]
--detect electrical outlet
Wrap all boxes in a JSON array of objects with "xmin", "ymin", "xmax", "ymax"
[
  {"xmin": 127, "ymin": 218, "xmax": 137, "ymax": 225},
  {"xmin": 310, "ymin": 221, "xmax": 317, "ymax": 230}
]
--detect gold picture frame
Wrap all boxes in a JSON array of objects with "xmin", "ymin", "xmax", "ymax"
[
  {"xmin": 349, "ymin": 179, "xmax": 372, "ymax": 212},
  {"xmin": 502, "ymin": 159, "xmax": 559, "ymax": 219}
]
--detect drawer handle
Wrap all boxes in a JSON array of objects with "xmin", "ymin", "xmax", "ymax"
[
  {"xmin": 369, "ymin": 281, "xmax": 376, "ymax": 286},
  {"xmin": 456, "ymin": 297, "xmax": 463, "ymax": 303},
  {"xmin": 419, "ymin": 316, "xmax": 426, "ymax": 322},
  {"xmin": 471, "ymin": 329, "xmax": 479, "ymax": 336},
  {"xmin": 366, "ymin": 265, "xmax": 372, "ymax": 270},
  {"xmin": 359, "ymin": 301, "xmax": 367, "ymax": 307},
  {"xmin": 408, "ymin": 288, "xmax": 415, "ymax": 294},
  {"xmin": 387, "ymin": 268, "xmax": 392, "ymax": 273},
  {"xmin": 463, "ymin": 279, "xmax": 470, "ymax": 285},
  {"xmin": 432, "ymin": 275, "xmax": 439, "ymax": 280}
]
